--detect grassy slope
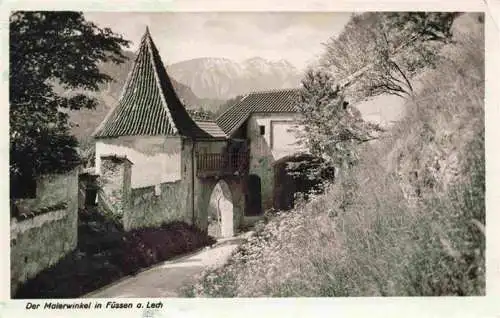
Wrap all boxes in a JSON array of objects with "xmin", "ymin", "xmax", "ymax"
[{"xmin": 185, "ymin": 16, "xmax": 485, "ymax": 297}]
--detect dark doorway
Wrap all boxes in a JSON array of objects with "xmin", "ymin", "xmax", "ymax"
[
  {"xmin": 273, "ymin": 160, "xmax": 295, "ymax": 211},
  {"xmin": 246, "ymin": 174, "xmax": 262, "ymax": 215}
]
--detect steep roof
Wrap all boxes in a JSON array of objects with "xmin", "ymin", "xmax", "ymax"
[
  {"xmin": 93, "ymin": 28, "xmax": 214, "ymax": 140},
  {"xmin": 194, "ymin": 120, "xmax": 227, "ymax": 138},
  {"xmin": 216, "ymin": 88, "xmax": 301, "ymax": 136}
]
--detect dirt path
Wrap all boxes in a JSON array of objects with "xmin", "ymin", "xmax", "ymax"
[{"xmin": 83, "ymin": 236, "xmax": 246, "ymax": 298}]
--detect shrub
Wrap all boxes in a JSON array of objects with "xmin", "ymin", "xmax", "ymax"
[
  {"xmin": 14, "ymin": 221, "xmax": 216, "ymax": 298},
  {"xmin": 186, "ymin": 26, "xmax": 484, "ymax": 297},
  {"xmin": 119, "ymin": 222, "xmax": 216, "ymax": 275}
]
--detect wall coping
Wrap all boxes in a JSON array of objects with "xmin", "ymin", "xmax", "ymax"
[
  {"xmin": 11, "ymin": 207, "xmax": 69, "ymax": 238},
  {"xmin": 100, "ymin": 155, "xmax": 134, "ymax": 165},
  {"xmin": 131, "ymin": 179, "xmax": 182, "ymax": 192},
  {"xmin": 11, "ymin": 201, "xmax": 68, "ymax": 221}
]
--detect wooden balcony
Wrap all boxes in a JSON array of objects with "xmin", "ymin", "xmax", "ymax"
[{"xmin": 196, "ymin": 151, "xmax": 249, "ymax": 177}]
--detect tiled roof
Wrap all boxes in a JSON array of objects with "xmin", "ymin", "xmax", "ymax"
[
  {"xmin": 195, "ymin": 120, "xmax": 227, "ymax": 138},
  {"xmin": 216, "ymin": 88, "xmax": 301, "ymax": 136},
  {"xmin": 93, "ymin": 28, "xmax": 213, "ymax": 140}
]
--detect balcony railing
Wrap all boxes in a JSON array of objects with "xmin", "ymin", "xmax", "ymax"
[{"xmin": 196, "ymin": 151, "xmax": 249, "ymax": 177}]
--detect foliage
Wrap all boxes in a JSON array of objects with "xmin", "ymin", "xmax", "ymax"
[
  {"xmin": 281, "ymin": 154, "xmax": 335, "ymax": 200},
  {"xmin": 14, "ymin": 218, "xmax": 216, "ymax": 298},
  {"xmin": 185, "ymin": 24, "xmax": 484, "ymax": 297},
  {"xmin": 187, "ymin": 107, "xmax": 217, "ymax": 121},
  {"xmin": 10, "ymin": 11, "xmax": 130, "ymax": 191},
  {"xmin": 295, "ymin": 69, "xmax": 383, "ymax": 169},
  {"xmin": 215, "ymin": 94, "xmax": 245, "ymax": 118},
  {"xmin": 321, "ymin": 12, "xmax": 460, "ymax": 101},
  {"xmin": 117, "ymin": 222, "xmax": 217, "ymax": 275}
]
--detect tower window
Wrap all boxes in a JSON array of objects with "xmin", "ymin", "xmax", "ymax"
[{"xmin": 259, "ymin": 125, "xmax": 265, "ymax": 135}]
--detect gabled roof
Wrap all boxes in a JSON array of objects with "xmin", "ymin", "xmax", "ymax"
[
  {"xmin": 216, "ymin": 88, "xmax": 301, "ymax": 136},
  {"xmin": 93, "ymin": 27, "xmax": 214, "ymax": 140},
  {"xmin": 195, "ymin": 120, "xmax": 227, "ymax": 138}
]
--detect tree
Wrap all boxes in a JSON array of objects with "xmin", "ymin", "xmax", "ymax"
[
  {"xmin": 295, "ymin": 69, "xmax": 383, "ymax": 170},
  {"xmin": 215, "ymin": 94, "xmax": 244, "ymax": 117},
  {"xmin": 321, "ymin": 12, "xmax": 460, "ymax": 102},
  {"xmin": 186, "ymin": 107, "xmax": 217, "ymax": 121},
  {"xmin": 10, "ymin": 11, "xmax": 130, "ymax": 197}
]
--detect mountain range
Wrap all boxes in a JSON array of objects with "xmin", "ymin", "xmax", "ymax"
[
  {"xmin": 167, "ymin": 57, "xmax": 302, "ymax": 100},
  {"xmin": 69, "ymin": 52, "xmax": 302, "ymax": 142}
]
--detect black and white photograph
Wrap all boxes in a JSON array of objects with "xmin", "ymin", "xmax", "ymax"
[{"xmin": 8, "ymin": 6, "xmax": 487, "ymax": 303}]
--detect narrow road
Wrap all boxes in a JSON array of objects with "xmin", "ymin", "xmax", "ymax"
[{"xmin": 83, "ymin": 236, "xmax": 246, "ymax": 298}]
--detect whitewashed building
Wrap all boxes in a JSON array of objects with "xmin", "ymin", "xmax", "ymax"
[
  {"xmin": 216, "ymin": 88, "xmax": 308, "ymax": 212},
  {"xmin": 93, "ymin": 27, "xmax": 310, "ymax": 235},
  {"xmin": 93, "ymin": 28, "xmax": 247, "ymax": 235}
]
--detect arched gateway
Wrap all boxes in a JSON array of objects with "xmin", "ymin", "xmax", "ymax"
[
  {"xmin": 195, "ymin": 175, "xmax": 246, "ymax": 239},
  {"xmin": 207, "ymin": 180, "xmax": 234, "ymax": 238}
]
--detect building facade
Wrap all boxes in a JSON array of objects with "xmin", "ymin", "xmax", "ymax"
[
  {"xmin": 93, "ymin": 28, "xmax": 247, "ymax": 235},
  {"xmin": 94, "ymin": 27, "xmax": 307, "ymax": 236},
  {"xmin": 216, "ymin": 88, "xmax": 308, "ymax": 213}
]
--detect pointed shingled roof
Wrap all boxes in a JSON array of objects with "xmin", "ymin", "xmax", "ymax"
[{"xmin": 93, "ymin": 27, "xmax": 215, "ymax": 139}]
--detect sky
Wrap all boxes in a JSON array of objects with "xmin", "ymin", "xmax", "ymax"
[{"xmin": 83, "ymin": 12, "xmax": 352, "ymax": 70}]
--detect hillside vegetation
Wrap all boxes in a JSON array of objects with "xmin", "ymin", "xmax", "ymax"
[{"xmin": 185, "ymin": 13, "xmax": 484, "ymax": 297}]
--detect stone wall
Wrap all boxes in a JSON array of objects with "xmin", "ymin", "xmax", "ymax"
[
  {"xmin": 99, "ymin": 156, "xmax": 132, "ymax": 217},
  {"xmin": 125, "ymin": 180, "xmax": 190, "ymax": 231},
  {"xmin": 10, "ymin": 169, "xmax": 78, "ymax": 296},
  {"xmin": 181, "ymin": 138, "xmax": 195, "ymax": 225},
  {"xmin": 95, "ymin": 138, "xmax": 195, "ymax": 232},
  {"xmin": 95, "ymin": 137, "xmax": 246, "ymax": 234}
]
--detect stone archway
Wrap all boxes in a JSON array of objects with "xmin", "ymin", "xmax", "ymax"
[
  {"xmin": 273, "ymin": 153, "xmax": 334, "ymax": 211},
  {"xmin": 207, "ymin": 179, "xmax": 234, "ymax": 238}
]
